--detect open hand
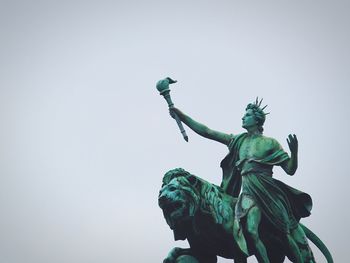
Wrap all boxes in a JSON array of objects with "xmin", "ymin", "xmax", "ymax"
[{"xmin": 287, "ymin": 134, "xmax": 298, "ymax": 155}]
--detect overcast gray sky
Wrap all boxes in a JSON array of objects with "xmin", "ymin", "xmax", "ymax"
[{"xmin": 0, "ymin": 0, "xmax": 349, "ymax": 262}]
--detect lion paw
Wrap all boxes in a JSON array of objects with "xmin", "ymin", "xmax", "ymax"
[
  {"xmin": 163, "ymin": 247, "xmax": 184, "ymax": 263},
  {"xmin": 163, "ymin": 258, "xmax": 175, "ymax": 263}
]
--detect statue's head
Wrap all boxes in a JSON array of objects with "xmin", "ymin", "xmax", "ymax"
[{"xmin": 242, "ymin": 98, "xmax": 268, "ymax": 133}]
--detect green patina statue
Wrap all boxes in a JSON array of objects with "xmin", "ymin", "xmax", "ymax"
[{"xmin": 156, "ymin": 78, "xmax": 333, "ymax": 263}]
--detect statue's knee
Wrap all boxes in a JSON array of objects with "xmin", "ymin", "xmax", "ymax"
[{"xmin": 246, "ymin": 225, "xmax": 259, "ymax": 242}]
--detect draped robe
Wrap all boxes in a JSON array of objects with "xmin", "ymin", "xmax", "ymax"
[{"xmin": 220, "ymin": 133, "xmax": 312, "ymax": 234}]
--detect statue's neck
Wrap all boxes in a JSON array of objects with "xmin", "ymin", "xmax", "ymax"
[{"xmin": 246, "ymin": 130, "xmax": 262, "ymax": 136}]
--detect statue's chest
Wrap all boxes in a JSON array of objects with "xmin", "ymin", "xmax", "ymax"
[{"xmin": 238, "ymin": 137, "xmax": 272, "ymax": 160}]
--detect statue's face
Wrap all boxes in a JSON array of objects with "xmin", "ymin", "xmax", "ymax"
[{"xmin": 242, "ymin": 109, "xmax": 257, "ymax": 129}]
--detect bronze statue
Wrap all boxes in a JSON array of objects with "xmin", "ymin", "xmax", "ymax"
[
  {"xmin": 156, "ymin": 78, "xmax": 333, "ymax": 263},
  {"xmin": 159, "ymin": 169, "xmax": 332, "ymax": 263}
]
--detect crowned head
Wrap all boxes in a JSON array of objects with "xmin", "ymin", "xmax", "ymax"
[{"xmin": 242, "ymin": 98, "xmax": 269, "ymax": 134}]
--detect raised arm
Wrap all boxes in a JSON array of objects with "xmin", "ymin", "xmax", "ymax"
[
  {"xmin": 280, "ymin": 134, "xmax": 298, "ymax": 175},
  {"xmin": 170, "ymin": 107, "xmax": 231, "ymax": 146}
]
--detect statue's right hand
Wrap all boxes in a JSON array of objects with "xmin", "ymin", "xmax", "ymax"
[
  {"xmin": 169, "ymin": 107, "xmax": 179, "ymax": 120},
  {"xmin": 287, "ymin": 134, "xmax": 298, "ymax": 155}
]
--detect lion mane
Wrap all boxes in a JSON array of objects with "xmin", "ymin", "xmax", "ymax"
[{"xmin": 159, "ymin": 168, "xmax": 235, "ymax": 240}]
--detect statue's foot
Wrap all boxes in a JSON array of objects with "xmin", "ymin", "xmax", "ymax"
[
  {"xmin": 163, "ymin": 253, "xmax": 199, "ymax": 263},
  {"xmin": 163, "ymin": 247, "xmax": 191, "ymax": 263},
  {"xmin": 175, "ymin": 255, "xmax": 199, "ymax": 263}
]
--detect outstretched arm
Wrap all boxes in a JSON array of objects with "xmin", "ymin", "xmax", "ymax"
[
  {"xmin": 281, "ymin": 134, "xmax": 298, "ymax": 175},
  {"xmin": 170, "ymin": 107, "xmax": 232, "ymax": 146}
]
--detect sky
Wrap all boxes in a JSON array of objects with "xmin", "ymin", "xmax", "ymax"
[{"xmin": 0, "ymin": 0, "xmax": 349, "ymax": 262}]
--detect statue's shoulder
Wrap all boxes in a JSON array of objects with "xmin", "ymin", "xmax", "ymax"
[
  {"xmin": 260, "ymin": 135, "xmax": 283, "ymax": 150},
  {"xmin": 235, "ymin": 132, "xmax": 248, "ymax": 139},
  {"xmin": 227, "ymin": 133, "xmax": 247, "ymax": 149},
  {"xmin": 231, "ymin": 132, "xmax": 248, "ymax": 143}
]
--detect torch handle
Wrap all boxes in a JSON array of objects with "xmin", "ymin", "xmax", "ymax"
[
  {"xmin": 173, "ymin": 111, "xmax": 189, "ymax": 142},
  {"xmin": 160, "ymin": 90, "xmax": 188, "ymax": 142},
  {"xmin": 160, "ymin": 89, "xmax": 174, "ymax": 107}
]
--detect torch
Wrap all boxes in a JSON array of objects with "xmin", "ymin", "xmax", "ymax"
[{"xmin": 156, "ymin": 77, "xmax": 188, "ymax": 142}]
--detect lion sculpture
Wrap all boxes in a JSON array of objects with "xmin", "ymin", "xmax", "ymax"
[{"xmin": 158, "ymin": 168, "xmax": 333, "ymax": 263}]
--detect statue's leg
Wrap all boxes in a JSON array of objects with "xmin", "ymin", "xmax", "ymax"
[
  {"xmin": 246, "ymin": 206, "xmax": 270, "ymax": 263},
  {"xmin": 285, "ymin": 233, "xmax": 304, "ymax": 263},
  {"xmin": 291, "ymin": 225, "xmax": 316, "ymax": 263},
  {"xmin": 175, "ymin": 255, "xmax": 199, "ymax": 263},
  {"xmin": 233, "ymin": 257, "xmax": 247, "ymax": 263},
  {"xmin": 192, "ymin": 254, "xmax": 217, "ymax": 263}
]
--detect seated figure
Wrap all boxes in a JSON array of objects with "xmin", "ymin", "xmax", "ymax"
[{"xmin": 163, "ymin": 98, "xmax": 327, "ymax": 263}]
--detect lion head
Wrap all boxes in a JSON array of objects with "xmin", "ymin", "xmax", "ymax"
[
  {"xmin": 159, "ymin": 168, "xmax": 233, "ymax": 240},
  {"xmin": 158, "ymin": 168, "xmax": 200, "ymax": 232}
]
